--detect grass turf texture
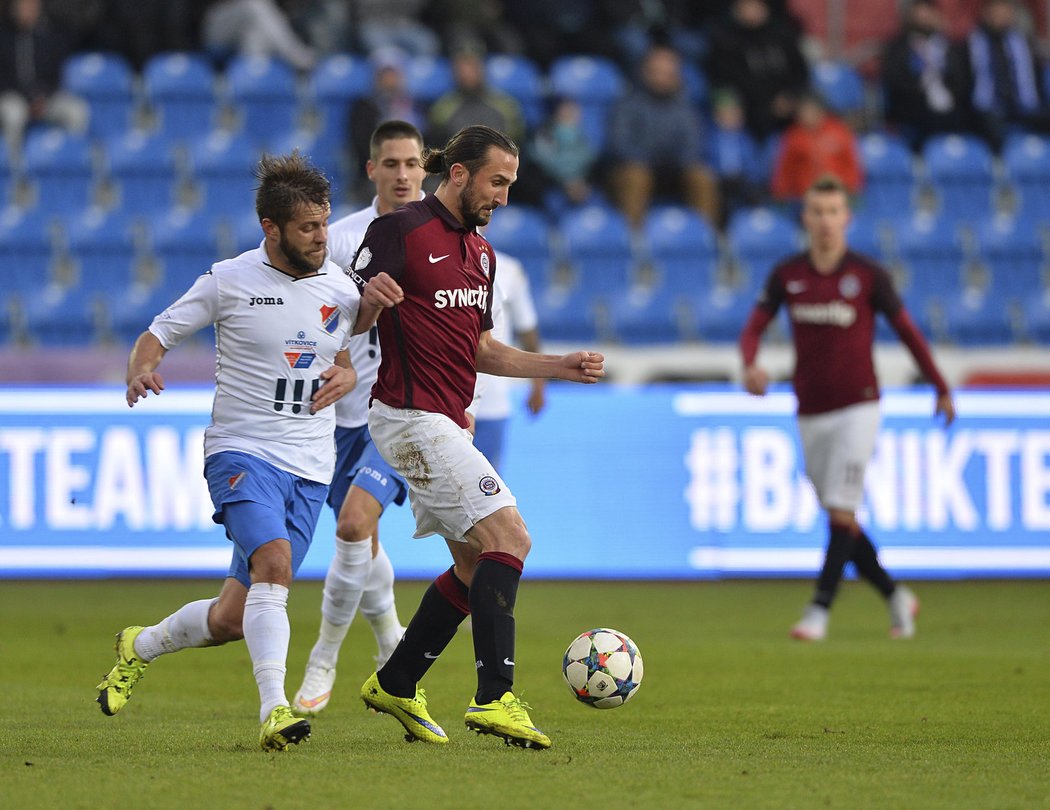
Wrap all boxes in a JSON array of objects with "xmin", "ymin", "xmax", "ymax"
[{"xmin": 1, "ymin": 579, "xmax": 1047, "ymax": 809}]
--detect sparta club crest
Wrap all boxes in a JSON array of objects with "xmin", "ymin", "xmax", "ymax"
[{"xmin": 478, "ymin": 475, "xmax": 501, "ymax": 496}]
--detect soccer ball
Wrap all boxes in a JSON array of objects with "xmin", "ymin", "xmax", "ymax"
[{"xmin": 562, "ymin": 628, "xmax": 643, "ymax": 709}]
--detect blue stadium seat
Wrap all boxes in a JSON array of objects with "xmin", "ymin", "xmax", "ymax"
[
  {"xmin": 643, "ymin": 206, "xmax": 718, "ymax": 291},
  {"xmin": 230, "ymin": 209, "xmax": 265, "ymax": 255},
  {"xmin": 149, "ymin": 208, "xmax": 225, "ymax": 290},
  {"xmin": 690, "ymin": 286, "xmax": 755, "ymax": 343},
  {"xmin": 225, "ymin": 55, "xmax": 301, "ymax": 145},
  {"xmin": 892, "ymin": 212, "xmax": 966, "ymax": 302},
  {"xmin": 22, "ymin": 128, "xmax": 96, "ymax": 214},
  {"xmin": 811, "ymin": 60, "xmax": 866, "ymax": 117},
  {"xmin": 268, "ymin": 126, "xmax": 343, "ymax": 194},
  {"xmin": 0, "ymin": 207, "xmax": 55, "ymax": 294},
  {"xmin": 535, "ymin": 283, "xmax": 601, "ymax": 342},
  {"xmin": 404, "ymin": 55, "xmax": 453, "ymax": 103},
  {"xmin": 607, "ymin": 282, "xmax": 686, "ymax": 344},
  {"xmin": 559, "ymin": 204, "xmax": 636, "ymax": 292},
  {"xmin": 726, "ymin": 206, "xmax": 801, "ymax": 293},
  {"xmin": 922, "ymin": 134, "xmax": 997, "ymax": 222},
  {"xmin": 483, "ymin": 205, "xmax": 553, "ymax": 287},
  {"xmin": 549, "ymin": 56, "xmax": 625, "ymax": 152},
  {"xmin": 189, "ymin": 130, "xmax": 262, "ymax": 220},
  {"xmin": 1021, "ymin": 293, "xmax": 1050, "ymax": 343},
  {"xmin": 65, "ymin": 208, "xmax": 140, "ymax": 294},
  {"xmin": 308, "ymin": 54, "xmax": 374, "ymax": 145},
  {"xmin": 109, "ymin": 282, "xmax": 188, "ymax": 344},
  {"xmin": 972, "ymin": 213, "xmax": 1045, "ymax": 299},
  {"xmin": 105, "ymin": 129, "xmax": 181, "ymax": 216},
  {"xmin": 858, "ymin": 132, "xmax": 916, "ymax": 219},
  {"xmin": 486, "ymin": 54, "xmax": 545, "ymax": 127},
  {"xmin": 1002, "ymin": 133, "xmax": 1050, "ymax": 217},
  {"xmin": 142, "ymin": 52, "xmax": 218, "ymax": 141},
  {"xmin": 60, "ymin": 52, "xmax": 136, "ymax": 139},
  {"xmin": 20, "ymin": 278, "xmax": 101, "ymax": 345},
  {"xmin": 940, "ymin": 287, "xmax": 1015, "ymax": 345},
  {"xmin": 846, "ymin": 213, "xmax": 888, "ymax": 262}
]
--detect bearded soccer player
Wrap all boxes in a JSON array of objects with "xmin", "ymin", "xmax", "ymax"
[
  {"xmin": 349, "ymin": 124, "xmax": 605, "ymax": 749},
  {"xmin": 293, "ymin": 121, "xmax": 426, "ymax": 714},
  {"xmin": 739, "ymin": 174, "xmax": 955, "ymax": 642},
  {"xmin": 94, "ymin": 152, "xmax": 399, "ymax": 750}
]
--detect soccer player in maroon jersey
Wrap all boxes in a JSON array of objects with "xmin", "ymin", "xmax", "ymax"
[
  {"xmin": 349, "ymin": 124, "xmax": 605, "ymax": 748},
  {"xmin": 739, "ymin": 174, "xmax": 955, "ymax": 641}
]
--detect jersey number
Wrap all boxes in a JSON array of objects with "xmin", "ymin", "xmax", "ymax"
[{"xmin": 273, "ymin": 378, "xmax": 321, "ymax": 413}]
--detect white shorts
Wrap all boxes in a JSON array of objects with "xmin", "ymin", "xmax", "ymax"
[
  {"xmin": 797, "ymin": 401, "xmax": 881, "ymax": 512},
  {"xmin": 368, "ymin": 399, "xmax": 517, "ymax": 542}
]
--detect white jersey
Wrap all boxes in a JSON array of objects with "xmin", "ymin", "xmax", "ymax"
[
  {"xmin": 327, "ymin": 194, "xmax": 424, "ymax": 428},
  {"xmin": 149, "ymin": 241, "xmax": 359, "ymax": 483},
  {"xmin": 473, "ymin": 251, "xmax": 539, "ymax": 420}
]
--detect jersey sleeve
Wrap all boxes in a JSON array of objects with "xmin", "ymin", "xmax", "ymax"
[
  {"xmin": 871, "ymin": 265, "xmax": 904, "ymax": 318},
  {"xmin": 148, "ymin": 270, "xmax": 220, "ymax": 349},
  {"xmin": 351, "ymin": 213, "xmax": 405, "ymax": 285},
  {"xmin": 481, "ymin": 253, "xmax": 495, "ymax": 333},
  {"xmin": 756, "ymin": 266, "xmax": 786, "ymax": 314}
]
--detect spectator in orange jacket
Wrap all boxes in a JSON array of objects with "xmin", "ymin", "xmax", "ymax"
[{"xmin": 771, "ymin": 92, "xmax": 864, "ymax": 202}]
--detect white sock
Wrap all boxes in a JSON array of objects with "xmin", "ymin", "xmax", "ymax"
[
  {"xmin": 133, "ymin": 599, "xmax": 216, "ymax": 662},
  {"xmin": 309, "ymin": 538, "xmax": 372, "ymax": 668},
  {"xmin": 360, "ymin": 544, "xmax": 403, "ymax": 661},
  {"xmin": 243, "ymin": 582, "xmax": 290, "ymax": 722}
]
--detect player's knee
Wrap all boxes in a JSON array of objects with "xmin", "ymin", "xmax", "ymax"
[
  {"xmin": 208, "ymin": 606, "xmax": 244, "ymax": 643},
  {"xmin": 495, "ymin": 522, "xmax": 531, "ymax": 561},
  {"xmin": 336, "ymin": 506, "xmax": 374, "ymax": 543}
]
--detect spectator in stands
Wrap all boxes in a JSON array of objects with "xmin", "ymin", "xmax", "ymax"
[
  {"xmin": 597, "ymin": 1, "xmax": 709, "ymax": 68},
  {"xmin": 350, "ymin": 0, "xmax": 441, "ymax": 57},
  {"xmin": 882, "ymin": 0, "xmax": 970, "ymax": 150},
  {"xmin": 0, "ymin": 0, "xmax": 89, "ymax": 155},
  {"xmin": 707, "ymin": 89, "xmax": 767, "ymax": 226},
  {"xmin": 348, "ymin": 47, "xmax": 426, "ymax": 198},
  {"xmin": 961, "ymin": 0, "xmax": 1050, "ymax": 150},
  {"xmin": 606, "ymin": 44, "xmax": 719, "ymax": 228},
  {"xmin": 201, "ymin": 0, "xmax": 318, "ymax": 71},
  {"xmin": 530, "ymin": 97, "xmax": 598, "ymax": 208},
  {"xmin": 427, "ymin": 44, "xmax": 525, "ymax": 147},
  {"xmin": 705, "ymin": 0, "xmax": 810, "ymax": 141},
  {"xmin": 772, "ymin": 91, "xmax": 864, "ymax": 205},
  {"xmin": 94, "ymin": 0, "xmax": 202, "ymax": 69},
  {"xmin": 422, "ymin": 0, "xmax": 525, "ymax": 57}
]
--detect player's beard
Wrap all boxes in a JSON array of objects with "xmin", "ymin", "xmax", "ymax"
[
  {"xmin": 279, "ymin": 231, "xmax": 326, "ymax": 276},
  {"xmin": 460, "ymin": 175, "xmax": 494, "ymax": 229}
]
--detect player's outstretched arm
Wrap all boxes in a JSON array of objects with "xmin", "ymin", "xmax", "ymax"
[
  {"xmin": 476, "ymin": 332, "xmax": 604, "ymax": 383},
  {"xmin": 353, "ymin": 272, "xmax": 404, "ymax": 334},
  {"xmin": 126, "ymin": 330, "xmax": 168, "ymax": 407},
  {"xmin": 310, "ymin": 349, "xmax": 357, "ymax": 413}
]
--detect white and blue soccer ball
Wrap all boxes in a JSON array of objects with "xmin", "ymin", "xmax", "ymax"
[{"xmin": 562, "ymin": 628, "xmax": 643, "ymax": 709}]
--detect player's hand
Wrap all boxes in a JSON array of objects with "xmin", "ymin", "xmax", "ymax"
[
  {"xmin": 743, "ymin": 365, "xmax": 769, "ymax": 396},
  {"xmin": 126, "ymin": 372, "xmax": 164, "ymax": 407},
  {"xmin": 526, "ymin": 380, "xmax": 546, "ymax": 415},
  {"xmin": 559, "ymin": 351, "xmax": 605, "ymax": 383},
  {"xmin": 362, "ymin": 272, "xmax": 404, "ymax": 309},
  {"xmin": 311, "ymin": 364, "xmax": 357, "ymax": 413},
  {"xmin": 935, "ymin": 392, "xmax": 955, "ymax": 427}
]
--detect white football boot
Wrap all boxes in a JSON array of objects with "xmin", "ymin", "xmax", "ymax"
[
  {"xmin": 888, "ymin": 585, "xmax": 919, "ymax": 639},
  {"xmin": 790, "ymin": 604, "xmax": 829, "ymax": 641}
]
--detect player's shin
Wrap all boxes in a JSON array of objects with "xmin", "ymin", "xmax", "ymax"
[
  {"xmin": 311, "ymin": 538, "xmax": 372, "ymax": 667},
  {"xmin": 378, "ymin": 566, "xmax": 468, "ymax": 697},
  {"xmin": 469, "ymin": 552, "xmax": 522, "ymax": 703},
  {"xmin": 134, "ymin": 598, "xmax": 216, "ymax": 661},
  {"xmin": 243, "ymin": 583, "xmax": 292, "ymax": 721}
]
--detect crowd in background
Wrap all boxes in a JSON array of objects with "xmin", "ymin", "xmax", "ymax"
[{"xmin": 4, "ymin": 0, "xmax": 1050, "ymax": 231}]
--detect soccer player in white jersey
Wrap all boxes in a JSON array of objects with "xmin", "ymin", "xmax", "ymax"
[
  {"xmin": 293, "ymin": 121, "xmax": 427, "ymax": 715},
  {"xmin": 94, "ymin": 152, "xmax": 402, "ymax": 751},
  {"xmin": 471, "ymin": 249, "xmax": 546, "ymax": 473}
]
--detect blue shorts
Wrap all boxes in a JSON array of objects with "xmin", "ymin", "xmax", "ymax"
[
  {"xmin": 204, "ymin": 451, "xmax": 328, "ymax": 588},
  {"xmin": 327, "ymin": 424, "xmax": 408, "ymax": 515}
]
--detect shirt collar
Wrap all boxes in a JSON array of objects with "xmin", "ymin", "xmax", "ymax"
[{"xmin": 424, "ymin": 193, "xmax": 473, "ymax": 233}]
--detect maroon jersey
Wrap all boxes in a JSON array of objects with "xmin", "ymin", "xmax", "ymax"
[
  {"xmin": 349, "ymin": 194, "xmax": 495, "ymax": 428},
  {"xmin": 756, "ymin": 250, "xmax": 903, "ymax": 415}
]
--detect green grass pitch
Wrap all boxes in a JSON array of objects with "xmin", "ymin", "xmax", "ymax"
[{"xmin": 1, "ymin": 579, "xmax": 1048, "ymax": 809}]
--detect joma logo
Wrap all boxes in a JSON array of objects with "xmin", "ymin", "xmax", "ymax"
[{"xmin": 249, "ymin": 296, "xmax": 285, "ymax": 306}]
